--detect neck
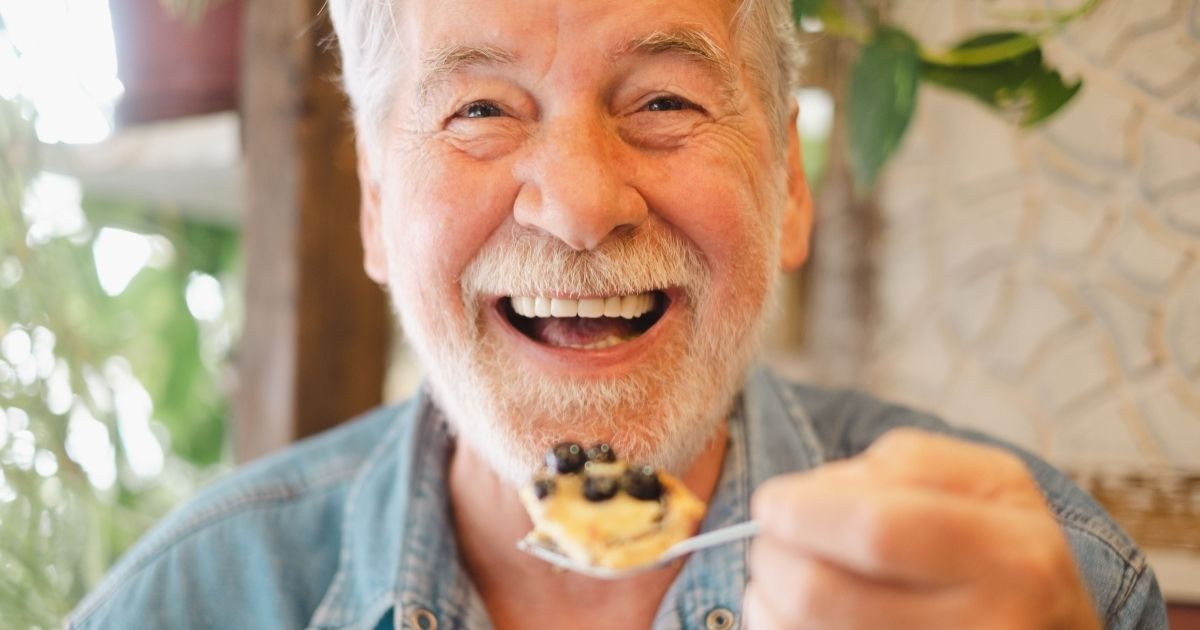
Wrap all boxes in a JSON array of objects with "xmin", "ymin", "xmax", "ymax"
[{"xmin": 448, "ymin": 425, "xmax": 728, "ymax": 630}]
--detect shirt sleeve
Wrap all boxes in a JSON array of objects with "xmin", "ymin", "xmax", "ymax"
[{"xmin": 1106, "ymin": 563, "xmax": 1168, "ymax": 630}]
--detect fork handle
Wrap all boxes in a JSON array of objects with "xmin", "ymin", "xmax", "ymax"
[{"xmin": 664, "ymin": 520, "xmax": 761, "ymax": 559}]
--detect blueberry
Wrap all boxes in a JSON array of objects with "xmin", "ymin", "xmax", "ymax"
[
  {"xmin": 532, "ymin": 477, "xmax": 555, "ymax": 500},
  {"xmin": 586, "ymin": 443, "xmax": 616, "ymax": 464},
  {"xmin": 621, "ymin": 466, "xmax": 663, "ymax": 501},
  {"xmin": 547, "ymin": 442, "xmax": 586, "ymax": 474},
  {"xmin": 583, "ymin": 475, "xmax": 619, "ymax": 502}
]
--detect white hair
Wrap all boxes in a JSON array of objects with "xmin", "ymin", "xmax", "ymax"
[
  {"xmin": 324, "ymin": 0, "xmax": 400, "ymax": 155},
  {"xmin": 325, "ymin": 0, "xmax": 804, "ymax": 156},
  {"xmin": 731, "ymin": 0, "xmax": 806, "ymax": 142}
]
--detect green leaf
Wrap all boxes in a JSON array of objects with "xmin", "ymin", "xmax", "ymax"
[
  {"xmin": 1020, "ymin": 66, "xmax": 1083, "ymax": 126},
  {"xmin": 848, "ymin": 27, "xmax": 921, "ymax": 192},
  {"xmin": 921, "ymin": 32, "xmax": 1081, "ymax": 127},
  {"xmin": 921, "ymin": 32, "xmax": 1040, "ymax": 67}
]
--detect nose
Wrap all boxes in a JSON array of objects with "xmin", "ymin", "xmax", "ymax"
[{"xmin": 512, "ymin": 114, "xmax": 647, "ymax": 251}]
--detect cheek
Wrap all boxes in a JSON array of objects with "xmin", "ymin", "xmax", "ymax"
[
  {"xmin": 382, "ymin": 152, "xmax": 519, "ymax": 304},
  {"xmin": 639, "ymin": 151, "xmax": 776, "ymax": 297}
]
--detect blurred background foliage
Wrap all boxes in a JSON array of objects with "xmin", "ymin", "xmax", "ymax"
[{"xmin": 0, "ymin": 11, "xmax": 240, "ymax": 625}]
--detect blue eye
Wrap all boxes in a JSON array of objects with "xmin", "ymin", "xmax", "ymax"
[
  {"xmin": 645, "ymin": 97, "xmax": 688, "ymax": 112},
  {"xmin": 462, "ymin": 101, "xmax": 504, "ymax": 118}
]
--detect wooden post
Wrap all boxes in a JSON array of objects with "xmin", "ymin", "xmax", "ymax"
[
  {"xmin": 236, "ymin": 0, "xmax": 389, "ymax": 462},
  {"xmin": 794, "ymin": 34, "xmax": 879, "ymax": 388}
]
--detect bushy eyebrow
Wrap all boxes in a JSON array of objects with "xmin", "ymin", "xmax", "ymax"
[
  {"xmin": 417, "ymin": 44, "xmax": 516, "ymax": 104},
  {"xmin": 613, "ymin": 26, "xmax": 739, "ymax": 93},
  {"xmin": 414, "ymin": 26, "xmax": 739, "ymax": 106}
]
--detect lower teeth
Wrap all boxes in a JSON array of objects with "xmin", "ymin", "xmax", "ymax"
[{"xmin": 563, "ymin": 335, "xmax": 630, "ymax": 350}]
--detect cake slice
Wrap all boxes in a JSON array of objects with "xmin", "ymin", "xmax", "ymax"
[{"xmin": 519, "ymin": 442, "xmax": 706, "ymax": 570}]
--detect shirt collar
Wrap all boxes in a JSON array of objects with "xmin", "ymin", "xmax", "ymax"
[
  {"xmin": 742, "ymin": 364, "xmax": 828, "ymax": 485},
  {"xmin": 307, "ymin": 366, "xmax": 828, "ymax": 630},
  {"xmin": 391, "ymin": 404, "xmax": 481, "ymax": 629}
]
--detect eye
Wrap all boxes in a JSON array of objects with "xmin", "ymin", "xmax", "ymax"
[
  {"xmin": 460, "ymin": 100, "xmax": 505, "ymax": 118},
  {"xmin": 644, "ymin": 96, "xmax": 691, "ymax": 112}
]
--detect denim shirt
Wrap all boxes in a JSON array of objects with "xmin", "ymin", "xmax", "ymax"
[{"xmin": 68, "ymin": 367, "xmax": 1167, "ymax": 629}]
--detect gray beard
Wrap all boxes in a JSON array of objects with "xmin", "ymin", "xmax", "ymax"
[{"xmin": 389, "ymin": 222, "xmax": 781, "ymax": 487}]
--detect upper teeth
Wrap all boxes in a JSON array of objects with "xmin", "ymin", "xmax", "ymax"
[{"xmin": 510, "ymin": 293, "xmax": 656, "ymax": 319}]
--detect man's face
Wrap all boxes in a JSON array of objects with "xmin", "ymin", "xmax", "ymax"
[{"xmin": 360, "ymin": 0, "xmax": 811, "ymax": 484}]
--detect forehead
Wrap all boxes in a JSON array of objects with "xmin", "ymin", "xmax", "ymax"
[{"xmin": 392, "ymin": 0, "xmax": 743, "ymax": 78}]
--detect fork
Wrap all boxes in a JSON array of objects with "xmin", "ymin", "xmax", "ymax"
[{"xmin": 517, "ymin": 520, "xmax": 761, "ymax": 579}]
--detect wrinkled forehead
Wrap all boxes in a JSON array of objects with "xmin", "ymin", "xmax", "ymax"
[{"xmin": 390, "ymin": 0, "xmax": 749, "ymax": 84}]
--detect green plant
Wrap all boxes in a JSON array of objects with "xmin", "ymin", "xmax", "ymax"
[
  {"xmin": 0, "ymin": 1, "xmax": 243, "ymax": 624},
  {"xmin": 0, "ymin": 91, "xmax": 238, "ymax": 627},
  {"xmin": 794, "ymin": 0, "xmax": 1099, "ymax": 191}
]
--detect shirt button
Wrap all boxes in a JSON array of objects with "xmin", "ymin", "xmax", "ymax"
[
  {"xmin": 705, "ymin": 607, "xmax": 736, "ymax": 630},
  {"xmin": 407, "ymin": 607, "xmax": 438, "ymax": 630}
]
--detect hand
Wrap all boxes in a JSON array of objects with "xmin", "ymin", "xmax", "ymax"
[{"xmin": 744, "ymin": 428, "xmax": 1100, "ymax": 630}]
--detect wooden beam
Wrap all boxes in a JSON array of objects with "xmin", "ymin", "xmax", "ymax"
[{"xmin": 236, "ymin": 0, "xmax": 389, "ymax": 462}]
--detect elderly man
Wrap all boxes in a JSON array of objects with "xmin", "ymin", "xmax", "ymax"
[{"xmin": 70, "ymin": 0, "xmax": 1166, "ymax": 628}]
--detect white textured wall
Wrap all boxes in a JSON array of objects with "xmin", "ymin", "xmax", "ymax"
[
  {"xmin": 775, "ymin": 0, "xmax": 1200, "ymax": 596},
  {"xmin": 863, "ymin": 0, "xmax": 1200, "ymax": 477},
  {"xmin": 769, "ymin": 2, "xmax": 1200, "ymax": 591}
]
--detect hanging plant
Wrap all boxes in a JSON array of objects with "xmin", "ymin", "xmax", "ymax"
[{"xmin": 794, "ymin": 0, "xmax": 1100, "ymax": 192}]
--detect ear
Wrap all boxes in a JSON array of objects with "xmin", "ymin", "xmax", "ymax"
[
  {"xmin": 779, "ymin": 103, "xmax": 813, "ymax": 272},
  {"xmin": 358, "ymin": 148, "xmax": 389, "ymax": 284}
]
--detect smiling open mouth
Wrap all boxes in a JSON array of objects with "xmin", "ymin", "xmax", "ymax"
[{"xmin": 500, "ymin": 291, "xmax": 670, "ymax": 350}]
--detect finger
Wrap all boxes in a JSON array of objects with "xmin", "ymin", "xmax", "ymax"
[
  {"xmin": 744, "ymin": 583, "xmax": 801, "ymax": 630},
  {"xmin": 748, "ymin": 539, "xmax": 956, "ymax": 629},
  {"xmin": 752, "ymin": 477, "xmax": 1055, "ymax": 584},
  {"xmin": 861, "ymin": 429, "xmax": 1039, "ymax": 503}
]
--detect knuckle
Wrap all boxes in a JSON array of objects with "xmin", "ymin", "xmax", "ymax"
[
  {"xmin": 854, "ymin": 502, "xmax": 901, "ymax": 569},
  {"xmin": 1004, "ymin": 539, "xmax": 1069, "ymax": 595},
  {"xmin": 1037, "ymin": 542, "xmax": 1072, "ymax": 584}
]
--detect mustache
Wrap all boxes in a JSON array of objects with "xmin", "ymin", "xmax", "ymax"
[{"xmin": 459, "ymin": 224, "xmax": 708, "ymax": 301}]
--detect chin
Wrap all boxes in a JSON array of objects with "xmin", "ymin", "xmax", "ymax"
[
  {"xmin": 429, "ymin": 377, "xmax": 737, "ymax": 488},
  {"xmin": 418, "ymin": 301, "xmax": 766, "ymax": 487}
]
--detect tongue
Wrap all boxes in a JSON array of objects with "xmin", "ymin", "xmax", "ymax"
[{"xmin": 528, "ymin": 317, "xmax": 639, "ymax": 347}]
